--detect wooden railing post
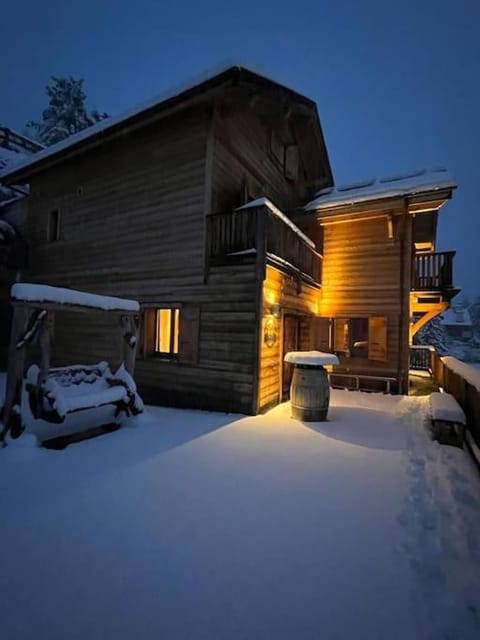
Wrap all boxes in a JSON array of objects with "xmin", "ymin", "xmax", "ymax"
[
  {"xmin": 256, "ymin": 207, "xmax": 266, "ymax": 281},
  {"xmin": 413, "ymin": 251, "xmax": 455, "ymax": 290}
]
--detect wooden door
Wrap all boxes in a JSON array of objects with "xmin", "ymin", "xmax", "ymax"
[{"xmin": 282, "ymin": 315, "xmax": 299, "ymax": 399}]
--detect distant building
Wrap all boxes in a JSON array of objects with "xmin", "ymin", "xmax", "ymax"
[
  {"xmin": 440, "ymin": 306, "xmax": 473, "ymax": 340},
  {"xmin": 0, "ymin": 127, "xmax": 43, "ymax": 365},
  {"xmin": 0, "ymin": 126, "xmax": 43, "ymax": 202}
]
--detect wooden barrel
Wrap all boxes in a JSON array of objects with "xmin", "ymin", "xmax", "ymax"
[{"xmin": 290, "ymin": 364, "xmax": 330, "ymax": 421}]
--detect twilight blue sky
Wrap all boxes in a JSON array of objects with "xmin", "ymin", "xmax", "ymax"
[{"xmin": 1, "ymin": 0, "xmax": 479, "ymax": 296}]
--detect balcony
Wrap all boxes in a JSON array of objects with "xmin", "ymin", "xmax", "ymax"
[
  {"xmin": 207, "ymin": 202, "xmax": 322, "ymax": 284},
  {"xmin": 412, "ymin": 251, "xmax": 455, "ymax": 292}
]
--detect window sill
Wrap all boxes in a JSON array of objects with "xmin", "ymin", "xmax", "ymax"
[{"xmin": 152, "ymin": 354, "xmax": 178, "ymax": 362}]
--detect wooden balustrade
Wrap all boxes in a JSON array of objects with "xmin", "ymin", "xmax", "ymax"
[
  {"xmin": 208, "ymin": 209, "xmax": 258, "ymax": 258},
  {"xmin": 412, "ymin": 251, "xmax": 455, "ymax": 291},
  {"xmin": 409, "ymin": 345, "xmax": 435, "ymax": 372},
  {"xmin": 207, "ymin": 205, "xmax": 322, "ymax": 284},
  {"xmin": 409, "ymin": 344, "xmax": 480, "ymax": 458}
]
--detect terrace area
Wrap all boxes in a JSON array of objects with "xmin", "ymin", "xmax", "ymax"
[{"xmin": 1, "ymin": 374, "xmax": 479, "ymax": 640}]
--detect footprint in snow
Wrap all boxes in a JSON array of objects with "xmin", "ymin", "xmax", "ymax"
[
  {"xmin": 449, "ymin": 467, "xmax": 469, "ymax": 485},
  {"xmin": 452, "ymin": 488, "xmax": 479, "ymax": 511}
]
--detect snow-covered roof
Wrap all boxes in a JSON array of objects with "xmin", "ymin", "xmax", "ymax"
[
  {"xmin": 0, "ymin": 126, "xmax": 45, "ymax": 152},
  {"xmin": 0, "ymin": 146, "xmax": 28, "ymax": 172},
  {"xmin": 440, "ymin": 307, "xmax": 472, "ymax": 327},
  {"xmin": 11, "ymin": 283, "xmax": 140, "ymax": 312},
  {"xmin": 0, "ymin": 146, "xmax": 31, "ymax": 201},
  {"xmin": 0, "ymin": 65, "xmax": 317, "ymax": 183},
  {"xmin": 304, "ymin": 168, "xmax": 456, "ymax": 212},
  {"xmin": 237, "ymin": 197, "xmax": 315, "ymax": 248}
]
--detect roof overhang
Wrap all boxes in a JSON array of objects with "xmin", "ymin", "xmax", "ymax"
[
  {"xmin": 298, "ymin": 185, "xmax": 455, "ymax": 225},
  {"xmin": 0, "ymin": 66, "xmax": 333, "ymax": 187}
]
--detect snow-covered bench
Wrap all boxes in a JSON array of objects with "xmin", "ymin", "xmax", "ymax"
[
  {"xmin": 22, "ymin": 362, "xmax": 143, "ymax": 444},
  {"xmin": 430, "ymin": 392, "xmax": 466, "ymax": 447},
  {"xmin": 1, "ymin": 282, "xmax": 142, "ymax": 447}
]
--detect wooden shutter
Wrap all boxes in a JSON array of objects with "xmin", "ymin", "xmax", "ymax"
[
  {"xmin": 311, "ymin": 317, "xmax": 331, "ymax": 352},
  {"xmin": 334, "ymin": 318, "xmax": 349, "ymax": 352},
  {"xmin": 368, "ymin": 317, "xmax": 387, "ymax": 362},
  {"xmin": 285, "ymin": 145, "xmax": 299, "ymax": 182},
  {"xmin": 142, "ymin": 308, "xmax": 156, "ymax": 357},
  {"xmin": 178, "ymin": 305, "xmax": 200, "ymax": 364}
]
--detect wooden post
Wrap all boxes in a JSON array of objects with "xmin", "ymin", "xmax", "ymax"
[
  {"xmin": 1, "ymin": 306, "xmax": 30, "ymax": 442},
  {"xmin": 256, "ymin": 206, "xmax": 267, "ymax": 282},
  {"xmin": 399, "ymin": 211, "xmax": 413, "ymax": 394},
  {"xmin": 36, "ymin": 313, "xmax": 51, "ymax": 386},
  {"xmin": 120, "ymin": 315, "xmax": 139, "ymax": 374}
]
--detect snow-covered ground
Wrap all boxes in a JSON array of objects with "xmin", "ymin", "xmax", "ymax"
[{"xmin": 1, "ymin": 379, "xmax": 479, "ymax": 639}]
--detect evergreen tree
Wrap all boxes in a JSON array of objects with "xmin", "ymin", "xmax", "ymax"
[
  {"xmin": 469, "ymin": 296, "xmax": 480, "ymax": 337},
  {"xmin": 27, "ymin": 76, "xmax": 108, "ymax": 146},
  {"xmin": 414, "ymin": 315, "xmax": 448, "ymax": 354}
]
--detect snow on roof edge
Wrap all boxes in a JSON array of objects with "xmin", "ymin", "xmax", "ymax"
[
  {"xmin": 237, "ymin": 197, "xmax": 316, "ymax": 248},
  {"xmin": 0, "ymin": 64, "xmax": 314, "ymax": 182},
  {"xmin": 441, "ymin": 356, "xmax": 480, "ymax": 392},
  {"xmin": 304, "ymin": 168, "xmax": 457, "ymax": 212},
  {"xmin": 11, "ymin": 283, "xmax": 140, "ymax": 312}
]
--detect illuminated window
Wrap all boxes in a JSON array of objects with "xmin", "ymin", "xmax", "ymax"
[
  {"xmin": 333, "ymin": 317, "xmax": 387, "ymax": 362},
  {"xmin": 154, "ymin": 308, "xmax": 179, "ymax": 356}
]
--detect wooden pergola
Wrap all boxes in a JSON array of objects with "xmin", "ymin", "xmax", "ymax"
[{"xmin": 1, "ymin": 283, "xmax": 140, "ymax": 445}]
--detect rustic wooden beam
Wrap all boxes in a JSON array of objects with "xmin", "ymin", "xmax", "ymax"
[
  {"xmin": 409, "ymin": 303, "xmax": 448, "ymax": 343},
  {"xmin": 1, "ymin": 306, "xmax": 30, "ymax": 443},
  {"xmin": 11, "ymin": 300, "xmax": 139, "ymax": 315},
  {"xmin": 120, "ymin": 315, "xmax": 139, "ymax": 374},
  {"xmin": 36, "ymin": 315, "xmax": 51, "ymax": 386}
]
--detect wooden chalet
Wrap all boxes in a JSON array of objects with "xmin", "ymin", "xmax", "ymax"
[{"xmin": 0, "ymin": 66, "xmax": 459, "ymax": 413}]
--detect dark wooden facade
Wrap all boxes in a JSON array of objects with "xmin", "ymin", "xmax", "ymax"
[
  {"xmin": 0, "ymin": 68, "xmax": 331, "ymax": 414},
  {"xmin": 0, "ymin": 66, "xmax": 457, "ymax": 411}
]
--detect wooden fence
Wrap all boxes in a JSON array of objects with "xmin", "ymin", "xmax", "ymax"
[
  {"xmin": 431, "ymin": 350, "xmax": 480, "ymax": 453},
  {"xmin": 409, "ymin": 345, "xmax": 480, "ymax": 456}
]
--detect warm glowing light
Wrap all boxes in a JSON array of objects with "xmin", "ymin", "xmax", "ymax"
[
  {"xmin": 155, "ymin": 309, "xmax": 179, "ymax": 354},
  {"xmin": 265, "ymin": 291, "xmax": 278, "ymax": 306}
]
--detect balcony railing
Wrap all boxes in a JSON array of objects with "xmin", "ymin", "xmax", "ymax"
[
  {"xmin": 207, "ymin": 204, "xmax": 322, "ymax": 284},
  {"xmin": 409, "ymin": 345, "xmax": 435, "ymax": 372},
  {"xmin": 412, "ymin": 251, "xmax": 455, "ymax": 291}
]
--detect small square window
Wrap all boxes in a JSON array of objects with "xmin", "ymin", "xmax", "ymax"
[
  {"xmin": 48, "ymin": 209, "xmax": 61, "ymax": 242},
  {"xmin": 154, "ymin": 308, "xmax": 180, "ymax": 356}
]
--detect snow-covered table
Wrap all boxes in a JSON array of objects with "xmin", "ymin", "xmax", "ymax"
[
  {"xmin": 284, "ymin": 351, "xmax": 339, "ymax": 367},
  {"xmin": 284, "ymin": 351, "xmax": 339, "ymax": 421}
]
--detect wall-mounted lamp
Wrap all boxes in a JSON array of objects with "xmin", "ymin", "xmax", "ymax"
[{"xmin": 270, "ymin": 303, "xmax": 281, "ymax": 319}]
